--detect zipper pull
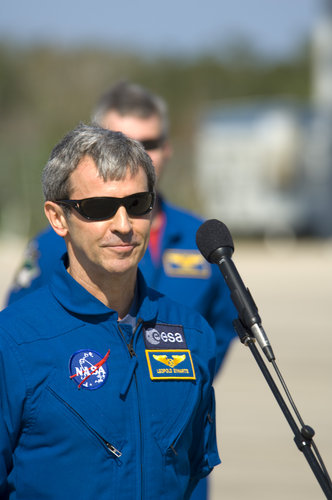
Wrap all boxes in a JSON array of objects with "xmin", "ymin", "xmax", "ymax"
[
  {"xmin": 128, "ymin": 343, "xmax": 136, "ymax": 358},
  {"xmin": 170, "ymin": 443, "xmax": 178, "ymax": 456},
  {"xmin": 127, "ymin": 317, "xmax": 143, "ymax": 358},
  {"xmin": 105, "ymin": 441, "xmax": 122, "ymax": 458}
]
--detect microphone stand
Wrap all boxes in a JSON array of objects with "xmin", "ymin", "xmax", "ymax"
[{"xmin": 233, "ymin": 318, "xmax": 332, "ymax": 500}]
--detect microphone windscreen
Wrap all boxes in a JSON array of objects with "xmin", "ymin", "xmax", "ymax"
[{"xmin": 196, "ymin": 219, "xmax": 234, "ymax": 262}]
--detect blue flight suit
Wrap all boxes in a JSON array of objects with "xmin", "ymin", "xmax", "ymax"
[
  {"xmin": 5, "ymin": 198, "xmax": 237, "ymax": 499},
  {"xmin": 0, "ymin": 257, "xmax": 220, "ymax": 499},
  {"xmin": 6, "ymin": 198, "xmax": 237, "ymax": 373}
]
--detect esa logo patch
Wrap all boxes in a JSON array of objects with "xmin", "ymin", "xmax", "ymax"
[
  {"xmin": 143, "ymin": 324, "xmax": 187, "ymax": 350},
  {"xmin": 69, "ymin": 349, "xmax": 110, "ymax": 390},
  {"xmin": 163, "ymin": 250, "xmax": 211, "ymax": 278},
  {"xmin": 146, "ymin": 350, "xmax": 196, "ymax": 380}
]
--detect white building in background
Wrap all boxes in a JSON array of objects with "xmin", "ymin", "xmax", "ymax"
[{"xmin": 195, "ymin": 0, "xmax": 332, "ymax": 237}]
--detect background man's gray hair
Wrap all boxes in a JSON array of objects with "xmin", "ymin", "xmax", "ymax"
[
  {"xmin": 92, "ymin": 80, "xmax": 169, "ymax": 138},
  {"xmin": 42, "ymin": 123, "xmax": 156, "ymax": 202}
]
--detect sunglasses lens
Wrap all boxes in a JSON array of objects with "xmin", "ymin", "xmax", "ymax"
[
  {"xmin": 80, "ymin": 198, "xmax": 118, "ymax": 220},
  {"xmin": 125, "ymin": 193, "xmax": 154, "ymax": 216},
  {"xmin": 140, "ymin": 137, "xmax": 164, "ymax": 151},
  {"xmin": 78, "ymin": 193, "xmax": 153, "ymax": 220}
]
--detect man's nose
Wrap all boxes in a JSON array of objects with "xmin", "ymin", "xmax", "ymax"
[{"xmin": 110, "ymin": 205, "xmax": 132, "ymax": 233}]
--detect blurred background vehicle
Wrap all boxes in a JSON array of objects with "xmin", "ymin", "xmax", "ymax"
[{"xmin": 195, "ymin": 0, "xmax": 332, "ymax": 238}]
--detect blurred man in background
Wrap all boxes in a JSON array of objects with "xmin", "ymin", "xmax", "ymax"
[{"xmin": 6, "ymin": 82, "xmax": 237, "ymax": 498}]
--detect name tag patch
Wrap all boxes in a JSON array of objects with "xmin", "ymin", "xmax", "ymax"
[
  {"xmin": 163, "ymin": 249, "xmax": 211, "ymax": 278},
  {"xmin": 143, "ymin": 324, "xmax": 187, "ymax": 350},
  {"xmin": 146, "ymin": 350, "xmax": 196, "ymax": 380}
]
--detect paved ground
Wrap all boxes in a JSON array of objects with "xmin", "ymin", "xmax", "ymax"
[
  {"xmin": 1, "ymin": 236, "xmax": 331, "ymax": 499},
  {"xmin": 209, "ymin": 238, "xmax": 332, "ymax": 500}
]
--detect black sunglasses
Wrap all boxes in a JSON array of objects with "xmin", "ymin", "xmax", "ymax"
[
  {"xmin": 140, "ymin": 136, "xmax": 165, "ymax": 151},
  {"xmin": 56, "ymin": 192, "xmax": 155, "ymax": 221}
]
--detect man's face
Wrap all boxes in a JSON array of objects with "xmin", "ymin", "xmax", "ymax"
[
  {"xmin": 100, "ymin": 111, "xmax": 171, "ymax": 181},
  {"xmin": 48, "ymin": 155, "xmax": 152, "ymax": 285}
]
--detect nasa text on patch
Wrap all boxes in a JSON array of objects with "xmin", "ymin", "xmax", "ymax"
[
  {"xmin": 146, "ymin": 349, "xmax": 196, "ymax": 380},
  {"xmin": 69, "ymin": 349, "xmax": 110, "ymax": 390},
  {"xmin": 143, "ymin": 324, "xmax": 187, "ymax": 350}
]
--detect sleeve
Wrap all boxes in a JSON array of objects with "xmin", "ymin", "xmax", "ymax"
[
  {"xmin": 206, "ymin": 268, "xmax": 238, "ymax": 374},
  {"xmin": 184, "ymin": 320, "xmax": 221, "ymax": 498},
  {"xmin": 5, "ymin": 228, "xmax": 65, "ymax": 306},
  {"xmin": 0, "ymin": 333, "xmax": 27, "ymax": 496},
  {"xmin": 5, "ymin": 238, "xmax": 43, "ymax": 306},
  {"xmin": 185, "ymin": 386, "xmax": 220, "ymax": 499}
]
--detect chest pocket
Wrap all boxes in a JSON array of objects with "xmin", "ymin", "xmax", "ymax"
[
  {"xmin": 140, "ymin": 361, "xmax": 200, "ymax": 455},
  {"xmin": 43, "ymin": 368, "xmax": 126, "ymax": 460}
]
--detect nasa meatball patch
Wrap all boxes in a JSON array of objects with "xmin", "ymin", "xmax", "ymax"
[
  {"xmin": 143, "ymin": 324, "xmax": 187, "ymax": 350},
  {"xmin": 69, "ymin": 349, "xmax": 110, "ymax": 390}
]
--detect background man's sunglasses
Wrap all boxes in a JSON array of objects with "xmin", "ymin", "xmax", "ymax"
[
  {"xmin": 55, "ymin": 192, "xmax": 155, "ymax": 221},
  {"xmin": 140, "ymin": 136, "xmax": 165, "ymax": 151}
]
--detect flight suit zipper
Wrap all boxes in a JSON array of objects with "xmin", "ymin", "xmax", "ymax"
[
  {"xmin": 47, "ymin": 387, "xmax": 122, "ymax": 458},
  {"xmin": 118, "ymin": 318, "xmax": 144, "ymax": 498},
  {"xmin": 117, "ymin": 317, "xmax": 143, "ymax": 358}
]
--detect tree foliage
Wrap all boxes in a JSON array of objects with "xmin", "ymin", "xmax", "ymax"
[{"xmin": 0, "ymin": 42, "xmax": 311, "ymax": 237}]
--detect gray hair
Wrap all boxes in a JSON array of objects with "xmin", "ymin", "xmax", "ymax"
[
  {"xmin": 92, "ymin": 80, "xmax": 169, "ymax": 138},
  {"xmin": 42, "ymin": 123, "xmax": 156, "ymax": 202}
]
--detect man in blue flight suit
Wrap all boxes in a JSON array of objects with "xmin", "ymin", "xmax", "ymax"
[
  {"xmin": 6, "ymin": 83, "xmax": 237, "ymax": 498},
  {"xmin": 0, "ymin": 124, "xmax": 220, "ymax": 499},
  {"xmin": 7, "ymin": 81, "xmax": 236, "ymax": 373}
]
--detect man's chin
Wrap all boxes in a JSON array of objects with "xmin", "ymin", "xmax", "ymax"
[{"xmin": 104, "ymin": 256, "xmax": 141, "ymax": 275}]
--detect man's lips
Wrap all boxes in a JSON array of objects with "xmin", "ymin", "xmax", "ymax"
[{"xmin": 101, "ymin": 242, "xmax": 137, "ymax": 251}]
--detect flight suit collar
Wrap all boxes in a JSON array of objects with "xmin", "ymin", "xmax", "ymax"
[{"xmin": 49, "ymin": 253, "xmax": 158, "ymax": 323}]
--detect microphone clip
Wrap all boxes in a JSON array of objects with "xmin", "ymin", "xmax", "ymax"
[{"xmin": 233, "ymin": 318, "xmax": 255, "ymax": 346}]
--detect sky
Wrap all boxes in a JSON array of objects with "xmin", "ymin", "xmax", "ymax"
[{"xmin": 0, "ymin": 0, "xmax": 324, "ymax": 59}]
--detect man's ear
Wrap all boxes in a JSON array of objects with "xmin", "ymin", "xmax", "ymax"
[
  {"xmin": 162, "ymin": 140, "xmax": 173, "ymax": 161},
  {"xmin": 44, "ymin": 201, "xmax": 69, "ymax": 237}
]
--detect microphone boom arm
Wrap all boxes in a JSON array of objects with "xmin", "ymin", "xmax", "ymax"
[{"xmin": 234, "ymin": 319, "xmax": 332, "ymax": 499}]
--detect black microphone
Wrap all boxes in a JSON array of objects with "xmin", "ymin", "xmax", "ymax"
[{"xmin": 196, "ymin": 219, "xmax": 275, "ymax": 362}]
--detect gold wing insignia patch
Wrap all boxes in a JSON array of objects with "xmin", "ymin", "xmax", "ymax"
[
  {"xmin": 146, "ymin": 349, "xmax": 196, "ymax": 380},
  {"xmin": 153, "ymin": 354, "xmax": 186, "ymax": 368},
  {"xmin": 163, "ymin": 250, "xmax": 211, "ymax": 278}
]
